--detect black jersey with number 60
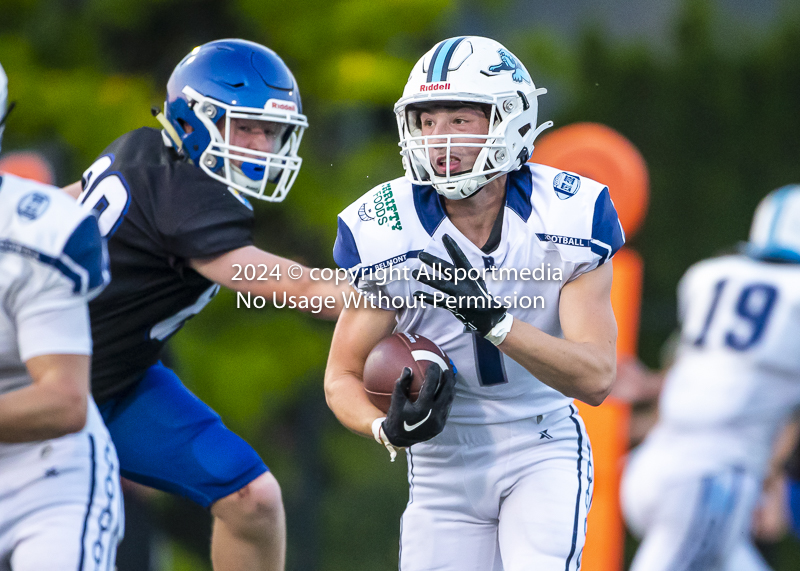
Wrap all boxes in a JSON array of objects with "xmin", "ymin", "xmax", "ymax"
[{"xmin": 80, "ymin": 127, "xmax": 255, "ymax": 403}]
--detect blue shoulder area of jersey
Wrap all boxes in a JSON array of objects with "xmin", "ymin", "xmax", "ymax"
[
  {"xmin": 2, "ymin": 179, "xmax": 108, "ymax": 295},
  {"xmin": 505, "ymin": 164, "xmax": 534, "ymax": 222},
  {"xmin": 590, "ymin": 187, "xmax": 625, "ymax": 265},
  {"xmin": 411, "ymin": 183, "xmax": 446, "ymax": 237},
  {"xmin": 62, "ymin": 214, "xmax": 109, "ymax": 293},
  {"xmin": 0, "ymin": 213, "xmax": 108, "ymax": 295},
  {"xmin": 411, "ymin": 165, "xmax": 534, "ymax": 236},
  {"xmin": 333, "ymin": 215, "xmax": 361, "ymax": 270}
]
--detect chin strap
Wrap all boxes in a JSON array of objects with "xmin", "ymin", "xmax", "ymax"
[
  {"xmin": 372, "ymin": 417, "xmax": 400, "ymax": 462},
  {"xmin": 151, "ymin": 107, "xmax": 184, "ymax": 154}
]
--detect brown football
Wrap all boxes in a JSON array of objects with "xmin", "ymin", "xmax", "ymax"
[{"xmin": 363, "ymin": 332, "xmax": 452, "ymax": 414}]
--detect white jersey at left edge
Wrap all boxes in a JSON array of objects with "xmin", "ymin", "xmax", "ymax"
[
  {"xmin": 0, "ymin": 174, "xmax": 108, "ymax": 397},
  {"xmin": 334, "ymin": 163, "xmax": 625, "ymax": 425},
  {"xmin": 0, "ymin": 174, "xmax": 123, "ymax": 571}
]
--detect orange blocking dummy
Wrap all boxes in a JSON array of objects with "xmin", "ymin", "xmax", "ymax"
[
  {"xmin": 530, "ymin": 123, "xmax": 649, "ymax": 571},
  {"xmin": 0, "ymin": 151, "xmax": 55, "ymax": 185}
]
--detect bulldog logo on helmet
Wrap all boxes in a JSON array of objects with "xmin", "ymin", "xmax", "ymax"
[{"xmin": 481, "ymin": 49, "xmax": 531, "ymax": 84}]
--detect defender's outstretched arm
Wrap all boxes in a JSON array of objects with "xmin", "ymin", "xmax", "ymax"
[{"xmin": 190, "ymin": 246, "xmax": 349, "ymax": 320}]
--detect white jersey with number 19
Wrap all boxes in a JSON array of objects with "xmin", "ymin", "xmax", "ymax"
[{"xmin": 653, "ymin": 254, "xmax": 800, "ymax": 474}]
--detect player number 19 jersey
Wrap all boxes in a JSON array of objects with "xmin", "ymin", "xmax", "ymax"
[{"xmin": 658, "ymin": 254, "xmax": 800, "ymax": 471}]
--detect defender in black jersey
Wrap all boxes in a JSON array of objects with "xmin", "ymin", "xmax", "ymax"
[{"xmin": 64, "ymin": 40, "xmax": 344, "ymax": 571}]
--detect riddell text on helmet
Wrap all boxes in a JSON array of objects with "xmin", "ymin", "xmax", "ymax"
[{"xmin": 419, "ymin": 83, "xmax": 450, "ymax": 92}]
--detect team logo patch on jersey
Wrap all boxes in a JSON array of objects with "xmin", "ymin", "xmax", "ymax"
[
  {"xmin": 553, "ymin": 172, "xmax": 581, "ymax": 200},
  {"xmin": 17, "ymin": 192, "xmax": 50, "ymax": 220},
  {"xmin": 481, "ymin": 49, "xmax": 531, "ymax": 84},
  {"xmin": 358, "ymin": 202, "xmax": 375, "ymax": 221}
]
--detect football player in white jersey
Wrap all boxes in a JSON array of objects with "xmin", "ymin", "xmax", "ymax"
[
  {"xmin": 0, "ymin": 62, "xmax": 123, "ymax": 570},
  {"xmin": 621, "ymin": 184, "xmax": 800, "ymax": 571},
  {"xmin": 324, "ymin": 37, "xmax": 624, "ymax": 571}
]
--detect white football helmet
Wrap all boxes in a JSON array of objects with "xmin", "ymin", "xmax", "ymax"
[
  {"xmin": 747, "ymin": 184, "xmax": 800, "ymax": 263},
  {"xmin": 394, "ymin": 36, "xmax": 552, "ymax": 200},
  {"xmin": 0, "ymin": 63, "xmax": 8, "ymax": 154}
]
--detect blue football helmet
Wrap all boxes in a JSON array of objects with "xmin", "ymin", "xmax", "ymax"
[
  {"xmin": 747, "ymin": 184, "xmax": 800, "ymax": 263},
  {"xmin": 164, "ymin": 39, "xmax": 308, "ymax": 202}
]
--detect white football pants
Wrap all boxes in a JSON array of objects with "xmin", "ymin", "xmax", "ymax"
[
  {"xmin": 399, "ymin": 405, "xmax": 593, "ymax": 571},
  {"xmin": 623, "ymin": 447, "xmax": 771, "ymax": 571},
  {"xmin": 0, "ymin": 401, "xmax": 124, "ymax": 571}
]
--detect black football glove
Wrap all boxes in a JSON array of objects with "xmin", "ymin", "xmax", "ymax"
[
  {"xmin": 382, "ymin": 363, "xmax": 456, "ymax": 448},
  {"xmin": 414, "ymin": 234, "xmax": 508, "ymax": 336}
]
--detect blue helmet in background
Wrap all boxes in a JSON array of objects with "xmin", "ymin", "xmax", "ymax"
[
  {"xmin": 747, "ymin": 184, "xmax": 800, "ymax": 263},
  {"xmin": 164, "ymin": 39, "xmax": 308, "ymax": 202}
]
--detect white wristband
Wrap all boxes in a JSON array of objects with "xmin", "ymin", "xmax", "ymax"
[
  {"xmin": 484, "ymin": 313, "xmax": 514, "ymax": 346},
  {"xmin": 371, "ymin": 417, "xmax": 399, "ymax": 462}
]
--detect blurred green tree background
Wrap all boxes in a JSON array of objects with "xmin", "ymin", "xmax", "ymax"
[{"xmin": 2, "ymin": 0, "xmax": 799, "ymax": 569}]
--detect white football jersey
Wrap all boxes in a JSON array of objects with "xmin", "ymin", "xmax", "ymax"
[
  {"xmin": 654, "ymin": 254, "xmax": 800, "ymax": 473},
  {"xmin": 0, "ymin": 174, "xmax": 108, "ymax": 398},
  {"xmin": 335, "ymin": 164, "xmax": 624, "ymax": 424}
]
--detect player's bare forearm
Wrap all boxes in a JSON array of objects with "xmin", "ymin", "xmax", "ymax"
[
  {"xmin": 0, "ymin": 354, "xmax": 90, "ymax": 442},
  {"xmin": 191, "ymin": 245, "xmax": 348, "ymax": 320},
  {"xmin": 324, "ymin": 304, "xmax": 396, "ymax": 436},
  {"xmin": 325, "ymin": 373, "xmax": 386, "ymax": 438},
  {"xmin": 62, "ymin": 181, "xmax": 82, "ymax": 200},
  {"xmin": 764, "ymin": 418, "xmax": 800, "ymax": 487},
  {"xmin": 500, "ymin": 322, "xmax": 616, "ymax": 405},
  {"xmin": 499, "ymin": 263, "xmax": 617, "ymax": 406}
]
